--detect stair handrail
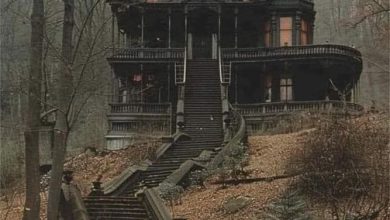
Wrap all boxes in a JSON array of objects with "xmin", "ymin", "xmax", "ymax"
[
  {"xmin": 218, "ymin": 46, "xmax": 224, "ymax": 84},
  {"xmin": 218, "ymin": 46, "xmax": 232, "ymax": 85},
  {"xmin": 183, "ymin": 46, "xmax": 187, "ymax": 84},
  {"xmin": 209, "ymin": 102, "xmax": 247, "ymax": 169},
  {"xmin": 175, "ymin": 47, "xmax": 187, "ymax": 131},
  {"xmin": 142, "ymin": 188, "xmax": 173, "ymax": 220},
  {"xmin": 174, "ymin": 47, "xmax": 187, "ymax": 85}
]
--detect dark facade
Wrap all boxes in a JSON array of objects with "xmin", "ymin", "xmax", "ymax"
[{"xmin": 106, "ymin": 0, "xmax": 362, "ymax": 149}]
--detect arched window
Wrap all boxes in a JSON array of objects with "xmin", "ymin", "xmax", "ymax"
[{"xmin": 280, "ymin": 17, "xmax": 292, "ymax": 46}]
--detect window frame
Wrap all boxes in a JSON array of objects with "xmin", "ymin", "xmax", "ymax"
[
  {"xmin": 279, "ymin": 17, "xmax": 293, "ymax": 46},
  {"xmin": 280, "ymin": 75, "xmax": 294, "ymax": 101},
  {"xmin": 300, "ymin": 19, "xmax": 309, "ymax": 45}
]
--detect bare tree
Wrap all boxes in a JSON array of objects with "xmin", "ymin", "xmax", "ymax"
[
  {"xmin": 23, "ymin": 0, "xmax": 44, "ymax": 219},
  {"xmin": 47, "ymin": 0, "xmax": 74, "ymax": 219}
]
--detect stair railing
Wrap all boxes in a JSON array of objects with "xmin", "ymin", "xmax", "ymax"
[
  {"xmin": 209, "ymin": 103, "xmax": 247, "ymax": 169},
  {"xmin": 175, "ymin": 47, "xmax": 187, "ymax": 131},
  {"xmin": 142, "ymin": 188, "xmax": 173, "ymax": 220},
  {"xmin": 218, "ymin": 46, "xmax": 231, "ymax": 85},
  {"xmin": 219, "ymin": 46, "xmax": 232, "ymax": 138},
  {"xmin": 175, "ymin": 47, "xmax": 187, "ymax": 85},
  {"xmin": 183, "ymin": 46, "xmax": 187, "ymax": 84}
]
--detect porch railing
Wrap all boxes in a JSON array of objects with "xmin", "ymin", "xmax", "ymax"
[
  {"xmin": 109, "ymin": 103, "xmax": 172, "ymax": 114},
  {"xmin": 221, "ymin": 45, "xmax": 362, "ymax": 62},
  {"xmin": 109, "ymin": 48, "xmax": 185, "ymax": 60},
  {"xmin": 234, "ymin": 101, "xmax": 364, "ymax": 116}
]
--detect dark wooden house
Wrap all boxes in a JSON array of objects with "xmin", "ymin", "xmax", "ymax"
[{"xmin": 106, "ymin": 0, "xmax": 362, "ymax": 149}]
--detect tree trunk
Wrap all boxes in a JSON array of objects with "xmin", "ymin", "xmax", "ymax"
[
  {"xmin": 47, "ymin": 0, "xmax": 74, "ymax": 219},
  {"xmin": 23, "ymin": 0, "xmax": 44, "ymax": 219}
]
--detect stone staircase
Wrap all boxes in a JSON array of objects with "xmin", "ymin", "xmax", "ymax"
[
  {"xmin": 84, "ymin": 59, "xmax": 223, "ymax": 219},
  {"xmin": 84, "ymin": 197, "xmax": 148, "ymax": 220}
]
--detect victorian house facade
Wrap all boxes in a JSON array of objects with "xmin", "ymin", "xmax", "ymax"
[{"xmin": 105, "ymin": 0, "xmax": 362, "ymax": 149}]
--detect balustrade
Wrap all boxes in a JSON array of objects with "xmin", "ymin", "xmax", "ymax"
[
  {"xmin": 110, "ymin": 103, "xmax": 172, "ymax": 114},
  {"xmin": 222, "ymin": 45, "xmax": 362, "ymax": 62},
  {"xmin": 109, "ymin": 48, "xmax": 185, "ymax": 61},
  {"xmin": 111, "ymin": 121, "xmax": 170, "ymax": 134},
  {"xmin": 234, "ymin": 101, "xmax": 364, "ymax": 116}
]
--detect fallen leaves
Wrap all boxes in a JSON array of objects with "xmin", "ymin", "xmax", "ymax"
[{"xmin": 174, "ymin": 130, "xmax": 309, "ymax": 220}]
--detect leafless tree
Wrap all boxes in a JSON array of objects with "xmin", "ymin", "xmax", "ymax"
[
  {"xmin": 23, "ymin": 0, "xmax": 44, "ymax": 219},
  {"xmin": 46, "ymin": 0, "xmax": 75, "ymax": 219}
]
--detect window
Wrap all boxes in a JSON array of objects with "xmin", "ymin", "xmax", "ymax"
[
  {"xmin": 280, "ymin": 77, "xmax": 293, "ymax": 101},
  {"xmin": 300, "ymin": 19, "xmax": 309, "ymax": 45},
  {"xmin": 279, "ymin": 17, "xmax": 292, "ymax": 46},
  {"xmin": 264, "ymin": 21, "xmax": 271, "ymax": 47}
]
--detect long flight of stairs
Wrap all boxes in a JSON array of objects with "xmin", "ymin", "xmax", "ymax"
[{"xmin": 84, "ymin": 59, "xmax": 223, "ymax": 219}]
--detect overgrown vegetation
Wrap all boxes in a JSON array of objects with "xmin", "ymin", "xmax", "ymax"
[
  {"xmin": 214, "ymin": 143, "xmax": 250, "ymax": 186},
  {"xmin": 159, "ymin": 182, "xmax": 184, "ymax": 217},
  {"xmin": 288, "ymin": 113, "xmax": 389, "ymax": 219},
  {"xmin": 263, "ymin": 189, "xmax": 311, "ymax": 220},
  {"xmin": 187, "ymin": 169, "xmax": 210, "ymax": 188}
]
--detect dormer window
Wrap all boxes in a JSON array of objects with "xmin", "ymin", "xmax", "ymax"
[{"xmin": 280, "ymin": 17, "xmax": 292, "ymax": 46}]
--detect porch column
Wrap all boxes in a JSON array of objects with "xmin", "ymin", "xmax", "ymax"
[
  {"xmin": 271, "ymin": 12, "xmax": 278, "ymax": 47},
  {"xmin": 310, "ymin": 22, "xmax": 315, "ymax": 44},
  {"xmin": 185, "ymin": 6, "xmax": 189, "ymax": 58},
  {"xmin": 117, "ymin": 23, "xmax": 121, "ymax": 48},
  {"xmin": 141, "ymin": 7, "xmax": 144, "ymax": 47},
  {"xmin": 112, "ymin": 68, "xmax": 119, "ymax": 103},
  {"xmin": 167, "ymin": 65, "xmax": 171, "ymax": 102},
  {"xmin": 235, "ymin": 67, "xmax": 238, "ymax": 104},
  {"xmin": 168, "ymin": 8, "xmax": 172, "ymax": 48},
  {"xmin": 294, "ymin": 11, "xmax": 302, "ymax": 46},
  {"xmin": 184, "ymin": 6, "xmax": 188, "ymax": 48},
  {"xmin": 234, "ymin": 7, "xmax": 238, "ymax": 48},
  {"xmin": 218, "ymin": 6, "xmax": 221, "ymax": 46},
  {"xmin": 111, "ymin": 7, "xmax": 116, "ymax": 53}
]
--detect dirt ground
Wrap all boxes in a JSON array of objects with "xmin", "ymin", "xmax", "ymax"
[
  {"xmin": 174, "ymin": 130, "xmax": 310, "ymax": 220},
  {"xmin": 0, "ymin": 131, "xmax": 309, "ymax": 219},
  {"xmin": 0, "ymin": 138, "xmax": 160, "ymax": 220},
  {"xmin": 2, "ymin": 114, "xmax": 387, "ymax": 219}
]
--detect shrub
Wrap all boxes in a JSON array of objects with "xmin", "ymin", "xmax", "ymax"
[
  {"xmin": 263, "ymin": 189, "xmax": 312, "ymax": 220},
  {"xmin": 159, "ymin": 182, "xmax": 184, "ymax": 217},
  {"xmin": 289, "ymin": 113, "xmax": 389, "ymax": 219},
  {"xmin": 187, "ymin": 169, "xmax": 209, "ymax": 188},
  {"xmin": 215, "ymin": 143, "xmax": 250, "ymax": 184}
]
